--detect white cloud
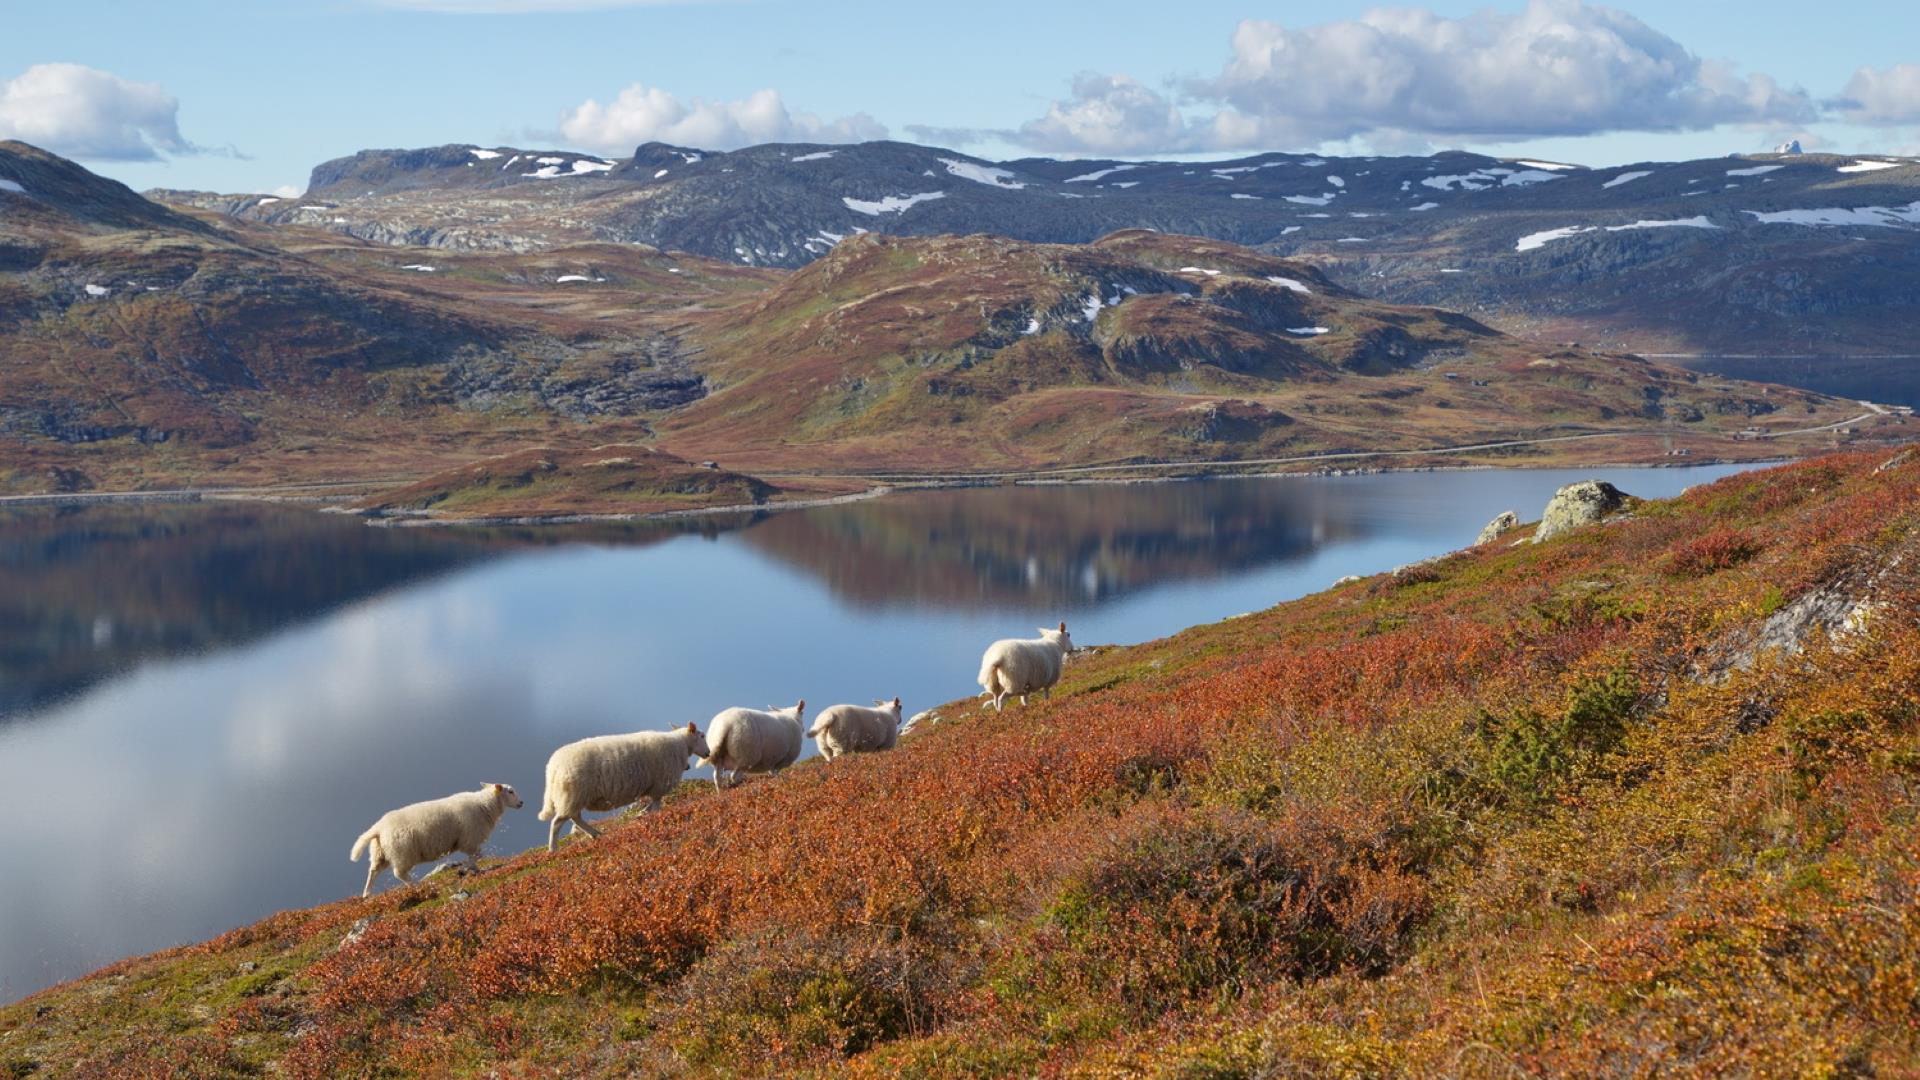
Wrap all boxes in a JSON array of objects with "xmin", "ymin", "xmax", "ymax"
[
  {"xmin": 1834, "ymin": 64, "xmax": 1920, "ymax": 125},
  {"xmin": 270, "ymin": 183, "xmax": 304, "ymax": 198},
  {"xmin": 558, "ymin": 83, "xmax": 886, "ymax": 152},
  {"xmin": 1006, "ymin": 2, "xmax": 1815, "ymax": 155},
  {"xmin": 0, "ymin": 63, "xmax": 197, "ymax": 161},
  {"xmin": 1015, "ymin": 73, "xmax": 1198, "ymax": 155}
]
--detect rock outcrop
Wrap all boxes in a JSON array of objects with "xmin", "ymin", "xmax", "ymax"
[
  {"xmin": 1476, "ymin": 510, "xmax": 1519, "ymax": 545},
  {"xmin": 1533, "ymin": 481, "xmax": 1634, "ymax": 543}
]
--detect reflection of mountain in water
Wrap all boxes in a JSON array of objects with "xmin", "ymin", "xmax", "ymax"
[
  {"xmin": 0, "ymin": 505, "xmax": 687, "ymax": 720},
  {"xmin": 740, "ymin": 479, "xmax": 1368, "ymax": 610}
]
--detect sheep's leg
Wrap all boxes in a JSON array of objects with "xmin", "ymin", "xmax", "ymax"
[
  {"xmin": 547, "ymin": 817, "xmax": 563, "ymax": 852},
  {"xmin": 464, "ymin": 850, "xmax": 483, "ymax": 874},
  {"xmin": 642, "ymin": 797, "xmax": 662, "ymax": 814},
  {"xmin": 571, "ymin": 815, "xmax": 602, "ymax": 840},
  {"xmin": 1019, "ymin": 693, "xmax": 1029, "ymax": 706},
  {"xmin": 394, "ymin": 863, "xmax": 416, "ymax": 887},
  {"xmin": 361, "ymin": 858, "xmax": 380, "ymax": 899}
]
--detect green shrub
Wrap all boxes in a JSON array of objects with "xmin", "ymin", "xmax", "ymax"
[{"xmin": 1477, "ymin": 667, "xmax": 1642, "ymax": 803}]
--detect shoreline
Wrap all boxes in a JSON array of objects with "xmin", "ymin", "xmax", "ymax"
[{"xmin": 1, "ymin": 453, "xmax": 1794, "ymax": 528}]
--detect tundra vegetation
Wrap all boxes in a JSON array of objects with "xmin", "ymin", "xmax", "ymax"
[{"xmin": 4, "ymin": 450, "xmax": 1919, "ymax": 1077}]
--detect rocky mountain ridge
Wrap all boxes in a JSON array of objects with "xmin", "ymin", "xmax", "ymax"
[{"xmin": 145, "ymin": 138, "xmax": 1920, "ymax": 355}]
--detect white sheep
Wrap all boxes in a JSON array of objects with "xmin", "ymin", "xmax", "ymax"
[
  {"xmin": 808, "ymin": 697, "xmax": 903, "ymax": 761},
  {"xmin": 350, "ymin": 782, "xmax": 523, "ymax": 898},
  {"xmin": 977, "ymin": 621, "xmax": 1074, "ymax": 711},
  {"xmin": 538, "ymin": 722, "xmax": 712, "ymax": 852},
  {"xmin": 705, "ymin": 700, "xmax": 806, "ymax": 789}
]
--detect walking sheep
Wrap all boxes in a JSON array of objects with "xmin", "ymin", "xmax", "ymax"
[
  {"xmin": 706, "ymin": 700, "xmax": 806, "ymax": 789},
  {"xmin": 350, "ymin": 782, "xmax": 523, "ymax": 898},
  {"xmin": 977, "ymin": 622, "xmax": 1074, "ymax": 711},
  {"xmin": 809, "ymin": 697, "xmax": 903, "ymax": 761},
  {"xmin": 538, "ymin": 722, "xmax": 712, "ymax": 852}
]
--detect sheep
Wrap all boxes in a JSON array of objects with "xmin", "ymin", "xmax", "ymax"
[
  {"xmin": 977, "ymin": 621, "xmax": 1074, "ymax": 712},
  {"xmin": 538, "ymin": 722, "xmax": 711, "ymax": 852},
  {"xmin": 350, "ymin": 782, "xmax": 523, "ymax": 898},
  {"xmin": 705, "ymin": 700, "xmax": 806, "ymax": 789},
  {"xmin": 808, "ymin": 697, "xmax": 903, "ymax": 761}
]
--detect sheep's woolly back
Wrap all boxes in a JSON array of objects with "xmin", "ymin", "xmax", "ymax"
[
  {"xmin": 352, "ymin": 785, "xmax": 514, "ymax": 875},
  {"xmin": 707, "ymin": 704, "xmax": 806, "ymax": 775},
  {"xmin": 811, "ymin": 701, "xmax": 902, "ymax": 758},
  {"xmin": 541, "ymin": 729, "xmax": 699, "ymax": 821},
  {"xmin": 977, "ymin": 632, "xmax": 1070, "ymax": 698}
]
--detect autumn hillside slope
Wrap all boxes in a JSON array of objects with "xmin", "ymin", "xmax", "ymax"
[{"xmin": 8, "ymin": 451, "xmax": 1920, "ymax": 1077}]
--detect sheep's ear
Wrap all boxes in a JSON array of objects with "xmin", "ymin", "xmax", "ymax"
[
  {"xmin": 1059, "ymin": 621, "xmax": 1067, "ymax": 632},
  {"xmin": 685, "ymin": 722, "xmax": 698, "ymax": 735},
  {"xmin": 892, "ymin": 696, "xmax": 901, "ymax": 708}
]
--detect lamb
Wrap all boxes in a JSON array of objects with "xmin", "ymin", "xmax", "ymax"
[
  {"xmin": 705, "ymin": 700, "xmax": 806, "ymax": 789},
  {"xmin": 350, "ymin": 782, "xmax": 523, "ymax": 898},
  {"xmin": 808, "ymin": 697, "xmax": 903, "ymax": 761},
  {"xmin": 538, "ymin": 722, "xmax": 711, "ymax": 852},
  {"xmin": 977, "ymin": 622, "xmax": 1074, "ymax": 711}
]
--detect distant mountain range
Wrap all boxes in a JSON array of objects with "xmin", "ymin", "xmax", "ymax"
[
  {"xmin": 149, "ymin": 138, "xmax": 1920, "ymax": 356},
  {"xmin": 1, "ymin": 137, "xmax": 1907, "ymax": 502}
]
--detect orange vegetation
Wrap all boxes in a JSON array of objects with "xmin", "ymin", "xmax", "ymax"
[{"xmin": 5, "ymin": 450, "xmax": 1920, "ymax": 1077}]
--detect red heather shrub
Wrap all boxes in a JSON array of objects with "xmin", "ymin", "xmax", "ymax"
[
  {"xmin": 1017, "ymin": 801, "xmax": 1427, "ymax": 1020},
  {"xmin": 1665, "ymin": 527, "xmax": 1761, "ymax": 577}
]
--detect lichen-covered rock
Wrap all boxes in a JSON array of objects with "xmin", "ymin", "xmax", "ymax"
[
  {"xmin": 1532, "ymin": 481, "xmax": 1634, "ymax": 543},
  {"xmin": 1476, "ymin": 510, "xmax": 1519, "ymax": 545}
]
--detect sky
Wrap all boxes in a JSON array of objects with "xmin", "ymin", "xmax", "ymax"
[{"xmin": 1, "ymin": 0, "xmax": 1916, "ymax": 196}]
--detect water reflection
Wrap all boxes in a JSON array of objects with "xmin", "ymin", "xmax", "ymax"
[
  {"xmin": 0, "ymin": 465, "xmax": 1755, "ymax": 1001},
  {"xmin": 743, "ymin": 480, "xmax": 1362, "ymax": 609}
]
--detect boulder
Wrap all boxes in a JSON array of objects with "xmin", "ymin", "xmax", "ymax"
[
  {"xmin": 1532, "ymin": 481, "xmax": 1634, "ymax": 543},
  {"xmin": 1476, "ymin": 510, "xmax": 1519, "ymax": 545}
]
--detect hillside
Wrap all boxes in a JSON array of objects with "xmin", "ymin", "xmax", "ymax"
[
  {"xmin": 149, "ymin": 139, "xmax": 1920, "ymax": 356},
  {"xmin": 655, "ymin": 229, "xmax": 1877, "ymax": 473},
  {"xmin": 5, "ymin": 449, "xmax": 1917, "ymax": 1076},
  {"xmin": 3, "ymin": 142, "xmax": 1906, "ymax": 502}
]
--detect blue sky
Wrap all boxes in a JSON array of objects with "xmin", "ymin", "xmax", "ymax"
[{"xmin": 1, "ymin": 0, "xmax": 1916, "ymax": 194}]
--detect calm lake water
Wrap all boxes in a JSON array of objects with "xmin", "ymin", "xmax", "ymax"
[{"xmin": 0, "ymin": 464, "xmax": 1754, "ymax": 1001}]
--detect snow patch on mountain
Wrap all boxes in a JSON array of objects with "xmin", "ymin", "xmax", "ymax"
[
  {"xmin": 1065, "ymin": 164, "xmax": 1136, "ymax": 183},
  {"xmin": 842, "ymin": 191, "xmax": 946, "ymax": 215},
  {"xmin": 1727, "ymin": 165, "xmax": 1783, "ymax": 177},
  {"xmin": 939, "ymin": 158, "xmax": 1024, "ymax": 189},
  {"xmin": 1743, "ymin": 202, "xmax": 1920, "ymax": 227},
  {"xmin": 790, "ymin": 151, "xmax": 837, "ymax": 162},
  {"xmin": 1838, "ymin": 160, "xmax": 1902, "ymax": 173},
  {"xmin": 1602, "ymin": 170, "xmax": 1653, "ymax": 188}
]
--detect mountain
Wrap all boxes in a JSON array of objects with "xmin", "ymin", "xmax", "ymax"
[
  {"xmin": 8, "ymin": 449, "xmax": 1918, "ymax": 1074},
  {"xmin": 0, "ymin": 140, "xmax": 775, "ymax": 494},
  {"xmin": 3, "ymin": 142, "xmax": 1902, "ymax": 499},
  {"xmin": 149, "ymin": 139, "xmax": 1920, "ymax": 356},
  {"xmin": 650, "ymin": 229, "xmax": 1862, "ymax": 474}
]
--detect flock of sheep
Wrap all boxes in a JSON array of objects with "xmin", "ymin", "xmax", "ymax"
[{"xmin": 349, "ymin": 623, "xmax": 1076, "ymax": 896}]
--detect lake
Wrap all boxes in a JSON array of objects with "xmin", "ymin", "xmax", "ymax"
[{"xmin": 0, "ymin": 464, "xmax": 1754, "ymax": 1001}]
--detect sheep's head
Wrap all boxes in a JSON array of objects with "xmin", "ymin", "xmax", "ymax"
[
  {"xmin": 490, "ymin": 783, "xmax": 524, "ymax": 810},
  {"xmin": 683, "ymin": 722, "xmax": 712, "ymax": 760},
  {"xmin": 1040, "ymin": 621, "xmax": 1074, "ymax": 652}
]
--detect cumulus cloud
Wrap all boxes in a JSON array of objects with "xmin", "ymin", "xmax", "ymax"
[
  {"xmin": 1833, "ymin": 64, "xmax": 1920, "ymax": 125},
  {"xmin": 1013, "ymin": 73, "xmax": 1201, "ymax": 155},
  {"xmin": 558, "ymin": 83, "xmax": 886, "ymax": 152},
  {"xmin": 0, "ymin": 63, "xmax": 199, "ymax": 161},
  {"xmin": 1004, "ymin": 2, "xmax": 1815, "ymax": 155}
]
